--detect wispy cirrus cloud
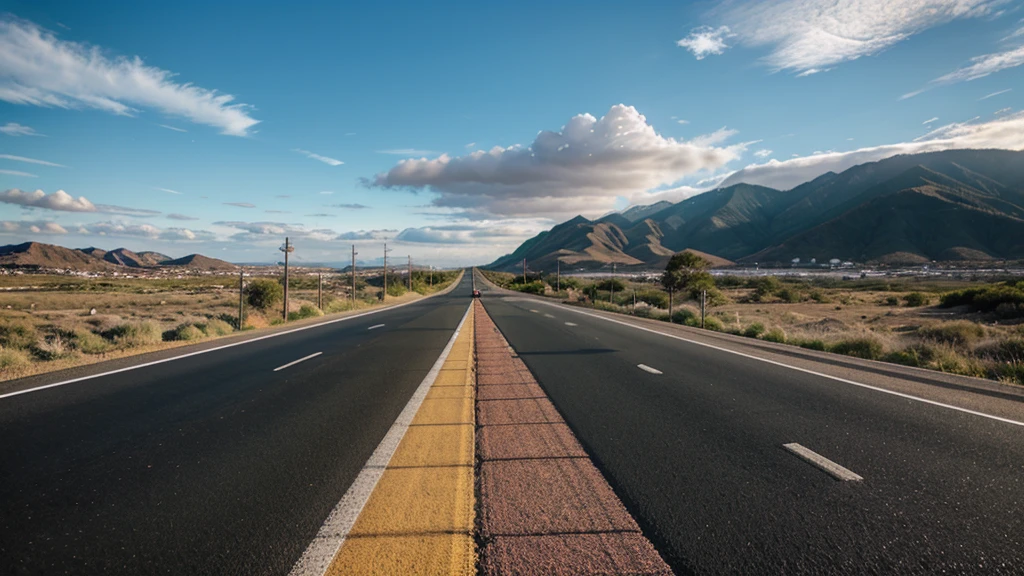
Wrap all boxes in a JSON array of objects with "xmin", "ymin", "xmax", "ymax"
[
  {"xmin": 923, "ymin": 117, "xmax": 939, "ymax": 125},
  {"xmin": 0, "ymin": 18, "xmax": 259, "ymax": 136},
  {"xmin": 719, "ymin": 111, "xmax": 1024, "ymax": 190},
  {"xmin": 376, "ymin": 148, "xmax": 439, "ymax": 156},
  {"xmin": 294, "ymin": 148, "xmax": 343, "ymax": 166},
  {"xmin": 980, "ymin": 88, "xmax": 1012, "ymax": 99},
  {"xmin": 158, "ymin": 124, "xmax": 187, "ymax": 133},
  {"xmin": 902, "ymin": 43, "xmax": 1024, "ymax": 99},
  {"xmin": 223, "ymin": 202, "xmax": 256, "ymax": 208},
  {"xmin": 0, "ymin": 154, "xmax": 65, "ymax": 167},
  {"xmin": 155, "ymin": 187, "xmax": 182, "ymax": 195},
  {"xmin": 326, "ymin": 203, "xmax": 369, "ymax": 210},
  {"xmin": 682, "ymin": 0, "xmax": 1007, "ymax": 75},
  {"xmin": 0, "ymin": 122, "xmax": 42, "ymax": 136},
  {"xmin": 166, "ymin": 213, "xmax": 198, "ymax": 221},
  {"xmin": 0, "ymin": 169, "xmax": 36, "ymax": 177}
]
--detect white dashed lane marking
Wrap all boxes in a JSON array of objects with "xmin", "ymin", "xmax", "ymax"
[
  {"xmin": 274, "ymin": 352, "xmax": 323, "ymax": 372},
  {"xmin": 783, "ymin": 443, "xmax": 863, "ymax": 482},
  {"xmin": 637, "ymin": 364, "xmax": 663, "ymax": 375}
]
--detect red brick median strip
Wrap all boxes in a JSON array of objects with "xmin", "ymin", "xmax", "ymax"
[{"xmin": 473, "ymin": 300, "xmax": 672, "ymax": 575}]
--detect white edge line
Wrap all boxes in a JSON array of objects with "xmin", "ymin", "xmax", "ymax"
[
  {"xmin": 564, "ymin": 322, "xmax": 578, "ymax": 326},
  {"xmin": 273, "ymin": 352, "xmax": 323, "ymax": 372},
  {"xmin": 637, "ymin": 364, "xmax": 663, "ymax": 375},
  {"xmin": 287, "ymin": 303, "xmax": 472, "ymax": 576},
  {"xmin": 783, "ymin": 443, "xmax": 863, "ymax": 481},
  {"xmin": 0, "ymin": 271, "xmax": 465, "ymax": 401},
  {"xmin": 525, "ymin": 299, "xmax": 1024, "ymax": 428},
  {"xmin": 367, "ymin": 324, "xmax": 385, "ymax": 330}
]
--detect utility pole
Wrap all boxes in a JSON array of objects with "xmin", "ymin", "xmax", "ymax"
[
  {"xmin": 610, "ymin": 262, "xmax": 616, "ymax": 303},
  {"xmin": 351, "ymin": 245, "xmax": 358, "ymax": 307},
  {"xmin": 318, "ymin": 273, "xmax": 323, "ymax": 310},
  {"xmin": 383, "ymin": 241, "xmax": 392, "ymax": 302},
  {"xmin": 408, "ymin": 255, "xmax": 412, "ymax": 292},
  {"xmin": 632, "ymin": 288, "xmax": 636, "ymax": 315},
  {"xmin": 556, "ymin": 258, "xmax": 560, "ymax": 293},
  {"xmin": 701, "ymin": 289, "xmax": 707, "ymax": 329},
  {"xmin": 523, "ymin": 258, "xmax": 527, "ymax": 284},
  {"xmin": 280, "ymin": 237, "xmax": 294, "ymax": 321},
  {"xmin": 238, "ymin": 270, "xmax": 244, "ymax": 329}
]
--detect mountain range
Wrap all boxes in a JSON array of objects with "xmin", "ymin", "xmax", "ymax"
[
  {"xmin": 487, "ymin": 149, "xmax": 1024, "ymax": 271},
  {"xmin": 0, "ymin": 242, "xmax": 237, "ymax": 272}
]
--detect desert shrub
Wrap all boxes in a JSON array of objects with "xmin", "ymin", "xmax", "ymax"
[
  {"xmin": 747, "ymin": 277, "xmax": 781, "ymax": 300},
  {"xmin": 940, "ymin": 283, "xmax": 1024, "ymax": 317},
  {"xmin": 917, "ymin": 321, "xmax": 985, "ymax": 347},
  {"xmin": 743, "ymin": 322, "xmax": 766, "ymax": 338},
  {"xmin": 386, "ymin": 282, "xmax": 408, "ymax": 297},
  {"xmin": 325, "ymin": 299, "xmax": 355, "ymax": 314},
  {"xmin": 796, "ymin": 339, "xmax": 827, "ymax": 351},
  {"xmin": 671, "ymin": 307, "xmax": 697, "ymax": 325},
  {"xmin": 763, "ymin": 327, "xmax": 787, "ymax": 343},
  {"xmin": 595, "ymin": 278, "xmax": 627, "ymax": 292},
  {"xmin": 636, "ymin": 290, "xmax": 669, "ymax": 309},
  {"xmin": 166, "ymin": 324, "xmax": 205, "ymax": 342},
  {"xmin": 559, "ymin": 277, "xmax": 581, "ymax": 290},
  {"xmin": 884, "ymin": 346, "xmax": 932, "ymax": 367},
  {"xmin": 928, "ymin": 346, "xmax": 987, "ymax": 378},
  {"xmin": 245, "ymin": 279, "xmax": 284, "ymax": 312},
  {"xmin": 200, "ymin": 318, "xmax": 234, "ymax": 337},
  {"xmin": 288, "ymin": 304, "xmax": 325, "ymax": 321},
  {"xmin": 513, "ymin": 281, "xmax": 547, "ymax": 295},
  {"xmin": 31, "ymin": 333, "xmax": 77, "ymax": 361},
  {"xmin": 885, "ymin": 296, "xmax": 900, "ymax": 306},
  {"xmin": 903, "ymin": 292, "xmax": 929, "ymax": 307},
  {"xmin": 716, "ymin": 275, "xmax": 746, "ymax": 288},
  {"xmin": 809, "ymin": 289, "xmax": 831, "ymax": 303},
  {"xmin": 244, "ymin": 312, "xmax": 270, "ymax": 330},
  {"xmin": 0, "ymin": 321, "xmax": 37, "ymax": 349},
  {"xmin": 0, "ymin": 348, "xmax": 30, "ymax": 370},
  {"xmin": 105, "ymin": 321, "xmax": 162, "ymax": 348},
  {"xmin": 976, "ymin": 338, "xmax": 1024, "ymax": 363},
  {"xmin": 703, "ymin": 316, "xmax": 724, "ymax": 331},
  {"xmin": 830, "ymin": 337, "xmax": 883, "ymax": 360},
  {"xmin": 776, "ymin": 288, "xmax": 802, "ymax": 303},
  {"xmin": 593, "ymin": 300, "xmax": 624, "ymax": 313},
  {"xmin": 72, "ymin": 329, "xmax": 111, "ymax": 354}
]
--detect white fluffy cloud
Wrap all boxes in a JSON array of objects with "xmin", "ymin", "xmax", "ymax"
[
  {"xmin": 0, "ymin": 122, "xmax": 41, "ymax": 136},
  {"xmin": 720, "ymin": 111, "xmax": 1024, "ymax": 190},
  {"xmin": 0, "ymin": 188, "xmax": 161, "ymax": 216},
  {"xmin": 677, "ymin": 26, "xmax": 734, "ymax": 60},
  {"xmin": 72, "ymin": 220, "xmax": 211, "ymax": 241},
  {"xmin": 753, "ymin": 149, "xmax": 772, "ymax": 158},
  {"xmin": 0, "ymin": 220, "xmax": 67, "ymax": 234},
  {"xmin": 0, "ymin": 18, "xmax": 259, "ymax": 136},
  {"xmin": 0, "ymin": 188, "xmax": 94, "ymax": 211},
  {"xmin": 694, "ymin": 0, "xmax": 1006, "ymax": 74},
  {"xmin": 394, "ymin": 221, "xmax": 546, "ymax": 245},
  {"xmin": 214, "ymin": 220, "xmax": 338, "ymax": 243},
  {"xmin": 368, "ymin": 104, "xmax": 745, "ymax": 219}
]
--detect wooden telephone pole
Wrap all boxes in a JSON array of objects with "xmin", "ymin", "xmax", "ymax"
[
  {"xmin": 522, "ymin": 258, "xmax": 527, "ymax": 284},
  {"xmin": 280, "ymin": 237, "xmax": 294, "ymax": 321},
  {"xmin": 408, "ymin": 255, "xmax": 412, "ymax": 291},
  {"xmin": 351, "ymin": 245, "xmax": 358, "ymax": 307}
]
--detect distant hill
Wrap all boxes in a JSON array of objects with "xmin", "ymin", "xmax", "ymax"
[
  {"xmin": 161, "ymin": 254, "xmax": 237, "ymax": 271},
  {"xmin": 487, "ymin": 149, "xmax": 1024, "ymax": 270},
  {"xmin": 1, "ymin": 242, "xmax": 118, "ymax": 271},
  {"xmin": 0, "ymin": 242, "xmax": 234, "ymax": 272}
]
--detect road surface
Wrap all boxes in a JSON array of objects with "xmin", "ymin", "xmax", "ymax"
[
  {"xmin": 475, "ymin": 273, "xmax": 1024, "ymax": 574},
  {"xmin": 0, "ymin": 274, "xmax": 473, "ymax": 576}
]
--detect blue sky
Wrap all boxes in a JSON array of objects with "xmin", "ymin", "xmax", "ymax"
[{"xmin": 1, "ymin": 0, "xmax": 1023, "ymax": 266}]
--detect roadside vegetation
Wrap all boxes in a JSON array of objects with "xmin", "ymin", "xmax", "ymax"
[
  {"xmin": 480, "ymin": 266, "xmax": 1024, "ymax": 386},
  {"xmin": 0, "ymin": 268, "xmax": 461, "ymax": 381}
]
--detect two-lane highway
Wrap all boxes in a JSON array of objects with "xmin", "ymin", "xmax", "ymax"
[
  {"xmin": 0, "ymin": 273, "xmax": 473, "ymax": 575},
  {"xmin": 476, "ymin": 273, "xmax": 1024, "ymax": 574}
]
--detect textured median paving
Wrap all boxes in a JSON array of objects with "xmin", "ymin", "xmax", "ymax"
[
  {"xmin": 326, "ymin": 308, "xmax": 477, "ymax": 575},
  {"xmin": 473, "ymin": 300, "xmax": 672, "ymax": 575}
]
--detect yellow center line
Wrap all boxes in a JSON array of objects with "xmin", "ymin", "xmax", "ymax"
[{"xmin": 326, "ymin": 311, "xmax": 476, "ymax": 575}]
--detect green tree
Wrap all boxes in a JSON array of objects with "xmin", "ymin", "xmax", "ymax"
[
  {"xmin": 245, "ymin": 279, "xmax": 284, "ymax": 312},
  {"xmin": 662, "ymin": 252, "xmax": 715, "ymax": 320}
]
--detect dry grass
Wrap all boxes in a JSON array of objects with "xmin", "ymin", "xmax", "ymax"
[{"xmin": 0, "ymin": 271, "xmax": 461, "ymax": 382}]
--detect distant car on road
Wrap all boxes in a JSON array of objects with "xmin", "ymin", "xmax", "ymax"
[{"xmin": 472, "ymin": 289, "xmax": 481, "ymax": 298}]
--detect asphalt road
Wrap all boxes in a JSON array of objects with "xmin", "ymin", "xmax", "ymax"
[
  {"xmin": 476, "ymin": 276, "xmax": 1024, "ymax": 575},
  {"xmin": 0, "ymin": 273, "xmax": 473, "ymax": 576}
]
